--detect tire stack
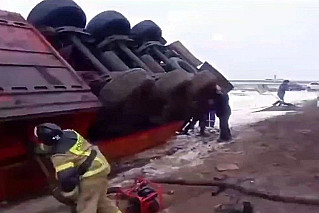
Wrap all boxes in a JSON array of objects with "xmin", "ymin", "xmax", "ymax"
[
  {"xmin": 27, "ymin": 0, "xmax": 158, "ymax": 137},
  {"xmin": 86, "ymin": 12, "xmax": 196, "ymax": 124},
  {"xmin": 131, "ymin": 20, "xmax": 219, "ymax": 121},
  {"xmin": 27, "ymin": 0, "xmax": 232, "ymax": 138}
]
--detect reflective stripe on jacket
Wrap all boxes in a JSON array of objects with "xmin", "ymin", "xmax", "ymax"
[{"xmin": 52, "ymin": 130, "xmax": 110, "ymax": 179}]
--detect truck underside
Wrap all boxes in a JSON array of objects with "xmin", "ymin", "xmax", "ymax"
[{"xmin": 0, "ymin": 0, "xmax": 232, "ymax": 201}]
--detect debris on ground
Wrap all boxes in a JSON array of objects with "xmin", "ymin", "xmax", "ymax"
[
  {"xmin": 214, "ymin": 202, "xmax": 253, "ymax": 213},
  {"xmin": 216, "ymin": 163, "xmax": 240, "ymax": 172}
]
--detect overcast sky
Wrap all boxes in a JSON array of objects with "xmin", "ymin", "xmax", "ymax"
[{"xmin": 2, "ymin": 0, "xmax": 319, "ymax": 80}]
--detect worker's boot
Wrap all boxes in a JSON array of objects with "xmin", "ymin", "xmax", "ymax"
[
  {"xmin": 218, "ymin": 116, "xmax": 231, "ymax": 142},
  {"xmin": 176, "ymin": 130, "xmax": 189, "ymax": 135},
  {"xmin": 217, "ymin": 135, "xmax": 231, "ymax": 142},
  {"xmin": 198, "ymin": 129, "xmax": 208, "ymax": 137},
  {"xmin": 198, "ymin": 115, "xmax": 209, "ymax": 137},
  {"xmin": 218, "ymin": 128, "xmax": 232, "ymax": 142}
]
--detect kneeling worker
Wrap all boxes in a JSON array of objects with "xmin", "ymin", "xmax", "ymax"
[{"xmin": 34, "ymin": 123, "xmax": 122, "ymax": 213}]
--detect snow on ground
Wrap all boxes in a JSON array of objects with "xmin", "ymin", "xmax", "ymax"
[
  {"xmin": 228, "ymin": 90, "xmax": 318, "ymax": 126},
  {"xmin": 110, "ymin": 90, "xmax": 318, "ymax": 186}
]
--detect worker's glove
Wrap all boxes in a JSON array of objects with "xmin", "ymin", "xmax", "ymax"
[
  {"xmin": 60, "ymin": 186, "xmax": 79, "ymax": 201},
  {"xmin": 55, "ymin": 168, "xmax": 80, "ymax": 204},
  {"xmin": 58, "ymin": 167, "xmax": 80, "ymax": 192},
  {"xmin": 34, "ymin": 143, "xmax": 53, "ymax": 156},
  {"xmin": 50, "ymin": 185, "xmax": 77, "ymax": 206}
]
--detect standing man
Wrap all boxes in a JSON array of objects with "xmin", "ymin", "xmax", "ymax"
[{"xmin": 34, "ymin": 123, "xmax": 122, "ymax": 213}]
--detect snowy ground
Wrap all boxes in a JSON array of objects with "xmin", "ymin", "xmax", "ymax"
[{"xmin": 228, "ymin": 90, "xmax": 318, "ymax": 126}]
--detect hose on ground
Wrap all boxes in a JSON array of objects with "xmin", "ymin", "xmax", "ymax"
[{"xmin": 151, "ymin": 178, "xmax": 319, "ymax": 206}]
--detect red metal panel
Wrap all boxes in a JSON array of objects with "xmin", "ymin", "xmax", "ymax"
[
  {"xmin": 0, "ymin": 161, "xmax": 47, "ymax": 201},
  {"xmin": 0, "ymin": 10, "xmax": 25, "ymax": 22},
  {"xmin": 98, "ymin": 121, "xmax": 183, "ymax": 160},
  {"xmin": 0, "ymin": 50, "xmax": 65, "ymax": 67},
  {"xmin": 0, "ymin": 66, "xmax": 84, "ymax": 88},
  {"xmin": 0, "ymin": 24, "xmax": 50, "ymax": 53},
  {"xmin": 0, "ymin": 10, "xmax": 100, "ymax": 120}
]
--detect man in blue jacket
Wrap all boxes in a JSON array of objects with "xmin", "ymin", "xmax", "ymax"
[{"xmin": 273, "ymin": 80, "xmax": 292, "ymax": 106}]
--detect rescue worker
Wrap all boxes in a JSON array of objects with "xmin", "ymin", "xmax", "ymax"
[
  {"xmin": 182, "ymin": 112, "xmax": 207, "ymax": 136},
  {"xmin": 182, "ymin": 94, "xmax": 210, "ymax": 136},
  {"xmin": 34, "ymin": 123, "xmax": 122, "ymax": 213},
  {"xmin": 181, "ymin": 86, "xmax": 232, "ymax": 141},
  {"xmin": 273, "ymin": 80, "xmax": 292, "ymax": 106}
]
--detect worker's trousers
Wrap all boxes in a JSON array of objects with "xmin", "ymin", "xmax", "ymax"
[{"xmin": 77, "ymin": 173, "xmax": 121, "ymax": 213}]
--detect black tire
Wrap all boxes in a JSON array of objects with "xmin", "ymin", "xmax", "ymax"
[
  {"xmin": 154, "ymin": 70, "xmax": 192, "ymax": 121},
  {"xmin": 130, "ymin": 20, "xmax": 162, "ymax": 45},
  {"xmin": 154, "ymin": 70, "xmax": 192, "ymax": 99},
  {"xmin": 189, "ymin": 70, "xmax": 217, "ymax": 97},
  {"xmin": 86, "ymin": 11, "xmax": 131, "ymax": 42},
  {"xmin": 27, "ymin": 0, "xmax": 86, "ymax": 28},
  {"xmin": 99, "ymin": 69, "xmax": 154, "ymax": 108},
  {"xmin": 168, "ymin": 57, "xmax": 198, "ymax": 73}
]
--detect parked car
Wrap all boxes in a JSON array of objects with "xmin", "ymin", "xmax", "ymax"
[
  {"xmin": 307, "ymin": 82, "xmax": 319, "ymax": 91},
  {"xmin": 287, "ymin": 83, "xmax": 307, "ymax": 91}
]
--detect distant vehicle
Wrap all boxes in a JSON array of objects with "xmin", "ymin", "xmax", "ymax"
[
  {"xmin": 306, "ymin": 82, "xmax": 319, "ymax": 91},
  {"xmin": 287, "ymin": 83, "xmax": 307, "ymax": 91}
]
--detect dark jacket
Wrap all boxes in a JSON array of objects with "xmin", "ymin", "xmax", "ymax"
[
  {"xmin": 213, "ymin": 94, "xmax": 231, "ymax": 118},
  {"xmin": 277, "ymin": 83, "xmax": 289, "ymax": 100},
  {"xmin": 191, "ymin": 93, "xmax": 231, "ymax": 119}
]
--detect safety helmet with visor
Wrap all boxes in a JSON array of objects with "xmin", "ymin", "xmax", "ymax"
[{"xmin": 34, "ymin": 123, "xmax": 63, "ymax": 146}]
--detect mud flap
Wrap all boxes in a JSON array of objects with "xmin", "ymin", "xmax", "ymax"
[{"xmin": 200, "ymin": 62, "xmax": 233, "ymax": 94}]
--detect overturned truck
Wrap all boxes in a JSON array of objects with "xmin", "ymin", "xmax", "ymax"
[{"xmin": 0, "ymin": 0, "xmax": 233, "ymax": 201}]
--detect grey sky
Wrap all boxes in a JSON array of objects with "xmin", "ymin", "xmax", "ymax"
[{"xmin": 2, "ymin": 0, "xmax": 319, "ymax": 80}]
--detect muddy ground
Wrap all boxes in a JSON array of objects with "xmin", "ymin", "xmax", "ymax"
[
  {"xmin": 2, "ymin": 101, "xmax": 319, "ymax": 213},
  {"xmin": 161, "ymin": 101, "xmax": 319, "ymax": 213}
]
